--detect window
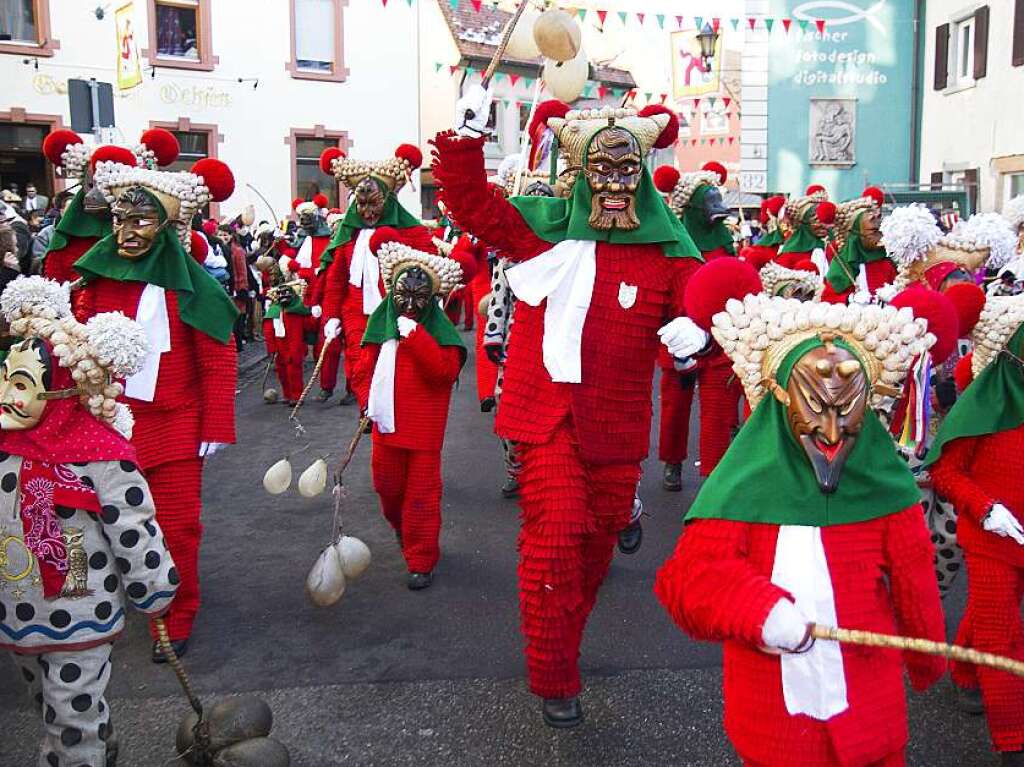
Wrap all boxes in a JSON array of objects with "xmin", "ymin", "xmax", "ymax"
[
  {"xmin": 146, "ymin": 0, "xmax": 215, "ymax": 71},
  {"xmin": 0, "ymin": 0, "xmax": 58, "ymax": 56},
  {"xmin": 287, "ymin": 128, "xmax": 350, "ymax": 209},
  {"xmin": 1009, "ymin": 173, "xmax": 1024, "ymax": 200},
  {"xmin": 951, "ymin": 16, "xmax": 974, "ymax": 86},
  {"xmin": 1014, "ymin": 0, "xmax": 1024, "ymax": 67},
  {"xmin": 0, "ymin": 109, "xmax": 65, "ymax": 202},
  {"xmin": 288, "ymin": 0, "xmax": 348, "ymax": 82},
  {"xmin": 941, "ymin": 7, "xmax": 990, "ymax": 90}
]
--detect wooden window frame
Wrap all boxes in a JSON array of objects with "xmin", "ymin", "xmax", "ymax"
[
  {"xmin": 143, "ymin": 0, "xmax": 218, "ymax": 72},
  {"xmin": 0, "ymin": 108, "xmax": 66, "ymax": 195},
  {"xmin": 285, "ymin": 126, "xmax": 352, "ymax": 212},
  {"xmin": 287, "ymin": 0, "xmax": 349, "ymax": 82},
  {"xmin": 0, "ymin": 0, "xmax": 60, "ymax": 57},
  {"xmin": 149, "ymin": 117, "xmax": 224, "ymax": 217}
]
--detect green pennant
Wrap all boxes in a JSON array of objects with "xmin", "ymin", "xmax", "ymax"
[
  {"xmin": 524, "ymin": 77, "xmax": 534, "ymax": 88},
  {"xmin": 798, "ymin": 19, "xmax": 809, "ymax": 32},
  {"xmin": 465, "ymin": 66, "xmax": 475, "ymax": 77},
  {"xmin": 576, "ymin": 8, "xmax": 586, "ymax": 21},
  {"xmin": 405, "ymin": 0, "xmax": 413, "ymax": 6},
  {"xmin": 643, "ymin": 91, "xmax": 652, "ymax": 101},
  {"xmin": 617, "ymin": 11, "xmax": 627, "ymax": 24},
  {"xmin": 695, "ymin": 15, "xmax": 703, "ymax": 29},
  {"xmin": 449, "ymin": 0, "xmax": 458, "ymax": 8},
  {"xmin": 700, "ymin": 138, "xmax": 707, "ymax": 145},
  {"xmin": 730, "ymin": 17, "xmax": 739, "ymax": 31},
  {"xmin": 434, "ymin": 61, "xmax": 443, "ymax": 72},
  {"xmin": 656, "ymin": 13, "xmax": 665, "ymax": 28},
  {"xmin": 765, "ymin": 17, "xmax": 775, "ymax": 32},
  {"xmin": 611, "ymin": 87, "xmax": 623, "ymax": 98},
  {"xmin": 493, "ymin": 72, "xmax": 505, "ymax": 85}
]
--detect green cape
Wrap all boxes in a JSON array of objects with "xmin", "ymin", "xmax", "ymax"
[
  {"xmin": 924, "ymin": 326, "xmax": 1024, "ymax": 467},
  {"xmin": 47, "ymin": 187, "xmax": 111, "ymax": 253},
  {"xmin": 778, "ymin": 208, "xmax": 825, "ymax": 255},
  {"xmin": 825, "ymin": 213, "xmax": 889, "ymax": 294},
  {"xmin": 682, "ymin": 185, "xmax": 736, "ymax": 255},
  {"xmin": 757, "ymin": 228, "xmax": 785, "ymax": 248},
  {"xmin": 363, "ymin": 292, "xmax": 467, "ymax": 367},
  {"xmin": 686, "ymin": 336, "xmax": 921, "ymax": 526},
  {"xmin": 76, "ymin": 222, "xmax": 239, "ymax": 344},
  {"xmin": 264, "ymin": 292, "xmax": 311, "ymax": 320},
  {"xmin": 320, "ymin": 186, "xmax": 422, "ymax": 272}
]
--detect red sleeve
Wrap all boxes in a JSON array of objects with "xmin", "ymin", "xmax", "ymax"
[
  {"xmin": 195, "ymin": 328, "xmax": 238, "ymax": 445},
  {"xmin": 654, "ymin": 519, "xmax": 790, "ymax": 647},
  {"xmin": 321, "ymin": 244, "xmax": 350, "ymax": 322},
  {"xmin": 668, "ymin": 256, "xmax": 700, "ymax": 320},
  {"xmin": 820, "ymin": 282, "xmax": 852, "ymax": 305},
  {"xmin": 352, "ymin": 343, "xmax": 380, "ymax": 411},
  {"xmin": 929, "ymin": 436, "xmax": 994, "ymax": 525},
  {"xmin": 430, "ymin": 132, "xmax": 549, "ymax": 262},
  {"xmin": 72, "ymin": 282, "xmax": 96, "ymax": 323},
  {"xmin": 883, "ymin": 505, "xmax": 948, "ymax": 690},
  {"xmin": 401, "ymin": 328, "xmax": 463, "ymax": 387},
  {"xmin": 397, "ymin": 224, "xmax": 438, "ymax": 254}
]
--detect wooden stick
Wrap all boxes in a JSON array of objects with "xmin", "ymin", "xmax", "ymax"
[
  {"xmin": 289, "ymin": 338, "xmax": 334, "ymax": 421},
  {"xmin": 154, "ymin": 617, "xmax": 204, "ymax": 717},
  {"xmin": 811, "ymin": 624, "xmax": 1024, "ymax": 678}
]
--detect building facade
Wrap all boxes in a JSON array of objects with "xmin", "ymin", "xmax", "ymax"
[
  {"xmin": 920, "ymin": 0, "xmax": 1024, "ymax": 213},
  {"xmin": 0, "ymin": 0, "xmax": 422, "ymax": 219}
]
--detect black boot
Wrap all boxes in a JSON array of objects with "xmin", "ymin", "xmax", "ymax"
[
  {"xmin": 407, "ymin": 572, "xmax": 433, "ymax": 591},
  {"xmin": 338, "ymin": 391, "xmax": 357, "ymax": 406},
  {"xmin": 617, "ymin": 519, "xmax": 643, "ymax": 555},
  {"xmin": 501, "ymin": 475, "xmax": 520, "ymax": 499},
  {"xmin": 480, "ymin": 396, "xmax": 496, "ymax": 413},
  {"xmin": 663, "ymin": 462, "xmax": 683, "ymax": 491},
  {"xmin": 151, "ymin": 638, "xmax": 189, "ymax": 664},
  {"xmin": 955, "ymin": 684, "xmax": 984, "ymax": 715},
  {"xmin": 104, "ymin": 730, "xmax": 119, "ymax": 767},
  {"xmin": 314, "ymin": 388, "xmax": 334, "ymax": 402},
  {"xmin": 1001, "ymin": 752, "xmax": 1024, "ymax": 767},
  {"xmin": 542, "ymin": 696, "xmax": 583, "ymax": 728}
]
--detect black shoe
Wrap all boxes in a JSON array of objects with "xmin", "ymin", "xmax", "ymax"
[
  {"xmin": 617, "ymin": 519, "xmax": 643, "ymax": 555},
  {"xmin": 314, "ymin": 388, "xmax": 334, "ymax": 402},
  {"xmin": 151, "ymin": 638, "xmax": 189, "ymax": 664},
  {"xmin": 407, "ymin": 572, "xmax": 433, "ymax": 591},
  {"xmin": 501, "ymin": 476, "xmax": 520, "ymax": 499},
  {"xmin": 663, "ymin": 462, "xmax": 683, "ymax": 492},
  {"xmin": 480, "ymin": 396, "xmax": 496, "ymax": 413},
  {"xmin": 1001, "ymin": 752, "xmax": 1024, "ymax": 767},
  {"xmin": 956, "ymin": 684, "xmax": 984, "ymax": 715},
  {"xmin": 542, "ymin": 697, "xmax": 583, "ymax": 729},
  {"xmin": 105, "ymin": 731, "xmax": 119, "ymax": 767},
  {"xmin": 338, "ymin": 391, "xmax": 357, "ymax": 407}
]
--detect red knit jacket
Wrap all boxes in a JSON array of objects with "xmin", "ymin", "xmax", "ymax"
[
  {"xmin": 821, "ymin": 258, "xmax": 898, "ymax": 305},
  {"xmin": 282, "ymin": 233, "xmax": 331, "ymax": 309},
  {"xmin": 76, "ymin": 279, "xmax": 237, "ymax": 470},
  {"xmin": 432, "ymin": 132, "xmax": 699, "ymax": 465},
  {"xmin": 351, "ymin": 328, "xmax": 463, "ymax": 451},
  {"xmin": 45, "ymin": 236, "xmax": 97, "ymax": 285},
  {"xmin": 929, "ymin": 426, "xmax": 1024, "ymax": 566},
  {"xmin": 655, "ymin": 508, "xmax": 946, "ymax": 766}
]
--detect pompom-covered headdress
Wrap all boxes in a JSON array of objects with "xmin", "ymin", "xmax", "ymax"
[
  {"xmin": 759, "ymin": 261, "xmax": 823, "ymax": 299},
  {"xmin": 657, "ymin": 168, "xmax": 721, "ymax": 216},
  {"xmin": 783, "ymin": 190, "xmax": 828, "ymax": 229},
  {"xmin": 323, "ymin": 144, "xmax": 422, "ymax": 194},
  {"xmin": 970, "ymin": 293, "xmax": 1024, "ymax": 377},
  {"xmin": 952, "ymin": 212, "xmax": 1018, "ymax": 270},
  {"xmin": 0, "ymin": 276, "xmax": 148, "ymax": 436},
  {"xmin": 833, "ymin": 196, "xmax": 877, "ymax": 249},
  {"xmin": 1004, "ymin": 195, "xmax": 1024, "ymax": 233},
  {"xmin": 374, "ymin": 236, "xmax": 463, "ymax": 298}
]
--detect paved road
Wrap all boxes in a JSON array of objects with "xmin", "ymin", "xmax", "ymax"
[{"xmin": 0, "ymin": 335, "xmax": 994, "ymax": 766}]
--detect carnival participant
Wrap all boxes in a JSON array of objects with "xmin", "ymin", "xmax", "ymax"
[
  {"xmin": 0, "ymin": 276, "xmax": 178, "ymax": 767},
  {"xmin": 260, "ymin": 254, "xmax": 311, "ymax": 407},
  {"xmin": 352, "ymin": 229, "xmax": 465, "ymax": 590},
  {"xmin": 72, "ymin": 155, "xmax": 238, "ymax": 661},
  {"xmin": 656, "ymin": 288, "xmax": 946, "ymax": 767},
  {"xmin": 318, "ymin": 145, "xmax": 436, "ymax": 415},
  {"xmin": 774, "ymin": 186, "xmax": 830, "ymax": 270},
  {"xmin": 821, "ymin": 188, "xmax": 895, "ymax": 303},
  {"xmin": 739, "ymin": 195, "xmax": 787, "ymax": 270},
  {"xmin": 433, "ymin": 88, "xmax": 704, "ymax": 727}
]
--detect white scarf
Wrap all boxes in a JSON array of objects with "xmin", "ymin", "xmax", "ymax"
[
  {"xmin": 349, "ymin": 228, "xmax": 383, "ymax": 316},
  {"xmin": 295, "ymin": 234, "xmax": 314, "ymax": 269},
  {"xmin": 505, "ymin": 240, "xmax": 596, "ymax": 383},
  {"xmin": 125, "ymin": 284, "xmax": 172, "ymax": 402},
  {"xmin": 770, "ymin": 525, "xmax": 849, "ymax": 721},
  {"xmin": 366, "ymin": 338, "xmax": 398, "ymax": 433}
]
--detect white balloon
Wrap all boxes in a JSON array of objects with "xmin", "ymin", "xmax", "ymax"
[
  {"xmin": 533, "ymin": 9, "xmax": 581, "ymax": 62},
  {"xmin": 542, "ymin": 50, "xmax": 589, "ymax": 103},
  {"xmin": 504, "ymin": 8, "xmax": 541, "ymax": 59},
  {"xmin": 298, "ymin": 458, "xmax": 328, "ymax": 498},
  {"xmin": 335, "ymin": 536, "xmax": 372, "ymax": 580},
  {"xmin": 306, "ymin": 545, "xmax": 347, "ymax": 607},
  {"xmin": 262, "ymin": 458, "xmax": 292, "ymax": 495}
]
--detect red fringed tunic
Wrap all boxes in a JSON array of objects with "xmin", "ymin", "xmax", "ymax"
[
  {"xmin": 655, "ymin": 509, "xmax": 946, "ymax": 766},
  {"xmin": 821, "ymin": 259, "xmax": 898, "ymax": 305}
]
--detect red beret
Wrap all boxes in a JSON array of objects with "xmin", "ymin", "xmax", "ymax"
[{"xmin": 701, "ymin": 161, "xmax": 727, "ymax": 185}]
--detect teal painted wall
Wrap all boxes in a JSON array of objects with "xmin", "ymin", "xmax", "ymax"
[{"xmin": 767, "ymin": 0, "xmax": 917, "ymax": 199}]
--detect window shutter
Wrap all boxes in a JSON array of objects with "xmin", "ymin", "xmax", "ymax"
[
  {"xmin": 1013, "ymin": 0, "xmax": 1024, "ymax": 67},
  {"xmin": 974, "ymin": 6, "xmax": 989, "ymax": 79},
  {"xmin": 934, "ymin": 24, "xmax": 949, "ymax": 90},
  {"xmin": 930, "ymin": 172, "xmax": 944, "ymax": 191}
]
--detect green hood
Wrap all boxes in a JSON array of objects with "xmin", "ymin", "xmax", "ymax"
[
  {"xmin": 47, "ymin": 187, "xmax": 111, "ymax": 253},
  {"xmin": 825, "ymin": 213, "xmax": 889, "ymax": 294},
  {"xmin": 320, "ymin": 186, "xmax": 422, "ymax": 273},
  {"xmin": 778, "ymin": 208, "xmax": 825, "ymax": 255},
  {"xmin": 363, "ymin": 289, "xmax": 466, "ymax": 367},
  {"xmin": 682, "ymin": 184, "xmax": 736, "ymax": 255}
]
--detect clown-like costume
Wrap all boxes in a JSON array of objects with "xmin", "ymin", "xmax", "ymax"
[
  {"xmin": 351, "ymin": 231, "xmax": 466, "ymax": 590},
  {"xmin": 740, "ymin": 196, "xmax": 787, "ymax": 271},
  {"xmin": 774, "ymin": 188, "xmax": 830, "ymax": 270},
  {"xmin": 653, "ymin": 164, "xmax": 741, "ymax": 488},
  {"xmin": 319, "ymin": 145, "xmax": 437, "ymax": 410},
  {"xmin": 0, "ymin": 277, "xmax": 177, "ymax": 767},
  {"xmin": 72, "ymin": 157, "xmax": 238, "ymax": 660},
  {"xmin": 821, "ymin": 189, "xmax": 896, "ymax": 304},
  {"xmin": 656, "ymin": 291, "xmax": 946, "ymax": 766},
  {"xmin": 433, "ymin": 90, "xmax": 705, "ymax": 726},
  {"xmin": 928, "ymin": 296, "xmax": 1024, "ymax": 762}
]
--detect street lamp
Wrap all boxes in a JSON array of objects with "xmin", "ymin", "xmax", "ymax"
[{"xmin": 696, "ymin": 24, "xmax": 720, "ymax": 70}]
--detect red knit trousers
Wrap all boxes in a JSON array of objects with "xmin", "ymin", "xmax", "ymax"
[
  {"xmin": 313, "ymin": 334, "xmax": 342, "ymax": 393},
  {"xmin": 146, "ymin": 457, "xmax": 204, "ymax": 642},
  {"xmin": 371, "ymin": 441, "xmax": 443, "ymax": 573},
  {"xmin": 951, "ymin": 607, "xmax": 977, "ymax": 690},
  {"xmin": 963, "ymin": 553, "xmax": 1024, "ymax": 752},
  {"xmin": 517, "ymin": 422, "xmax": 640, "ymax": 699},
  {"xmin": 744, "ymin": 753, "xmax": 904, "ymax": 767},
  {"xmin": 263, "ymin": 317, "xmax": 307, "ymax": 402},
  {"xmin": 658, "ymin": 368, "xmax": 694, "ymax": 464}
]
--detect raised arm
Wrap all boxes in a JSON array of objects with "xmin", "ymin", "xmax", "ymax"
[{"xmin": 929, "ymin": 435, "xmax": 994, "ymax": 525}]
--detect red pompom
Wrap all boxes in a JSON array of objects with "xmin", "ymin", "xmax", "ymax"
[
  {"xmin": 369, "ymin": 226, "xmax": 403, "ymax": 254},
  {"xmin": 862, "ymin": 186, "xmax": 884, "ymax": 208},
  {"xmin": 90, "ymin": 145, "xmax": 138, "ymax": 170},
  {"xmin": 190, "ymin": 231, "xmax": 209, "ymax": 262},
  {"xmin": 653, "ymin": 165, "xmax": 681, "ymax": 194},
  {"xmin": 312, "ymin": 193, "xmax": 329, "ymax": 209},
  {"xmin": 291, "ymin": 198, "xmax": 304, "ymax": 211},
  {"xmin": 42, "ymin": 129, "xmax": 83, "ymax": 166},
  {"xmin": 528, "ymin": 100, "xmax": 571, "ymax": 144},
  {"xmin": 805, "ymin": 184, "xmax": 827, "ymax": 197},
  {"xmin": 815, "ymin": 201, "xmax": 837, "ymax": 225},
  {"xmin": 944, "ymin": 281, "xmax": 986, "ymax": 337},
  {"xmin": 139, "ymin": 128, "xmax": 180, "ymax": 166},
  {"xmin": 319, "ymin": 146, "xmax": 345, "ymax": 175},
  {"xmin": 638, "ymin": 104, "xmax": 679, "ymax": 149},
  {"xmin": 760, "ymin": 195, "xmax": 785, "ymax": 224},
  {"xmin": 702, "ymin": 161, "xmax": 727, "ymax": 185},
  {"xmin": 395, "ymin": 143, "xmax": 423, "ymax": 170},
  {"xmin": 738, "ymin": 245, "xmax": 775, "ymax": 271},
  {"xmin": 890, "ymin": 285, "xmax": 959, "ymax": 364},
  {"xmin": 792, "ymin": 259, "xmax": 818, "ymax": 273},
  {"xmin": 191, "ymin": 158, "xmax": 235, "ymax": 202},
  {"xmin": 953, "ymin": 352, "xmax": 974, "ymax": 393},
  {"xmin": 201, "ymin": 219, "xmax": 218, "ymax": 237},
  {"xmin": 683, "ymin": 258, "xmax": 763, "ymax": 330}
]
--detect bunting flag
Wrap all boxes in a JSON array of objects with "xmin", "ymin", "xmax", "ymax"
[
  {"xmin": 709, "ymin": 138, "xmax": 716, "ymax": 146},
  {"xmin": 470, "ymin": 0, "xmax": 481, "ymax": 11},
  {"xmin": 656, "ymin": 14, "xmax": 665, "ymax": 28},
  {"xmin": 617, "ymin": 10, "xmax": 627, "ymax": 24},
  {"xmin": 712, "ymin": 17, "xmax": 720, "ymax": 32},
  {"xmin": 730, "ymin": 18, "xmax": 739, "ymax": 31},
  {"xmin": 576, "ymin": 8, "xmax": 586, "ymax": 21},
  {"xmin": 695, "ymin": 15, "xmax": 703, "ymax": 30},
  {"xmin": 449, "ymin": 64, "xmax": 460, "ymax": 75},
  {"xmin": 449, "ymin": 0, "xmax": 458, "ymax": 9},
  {"xmin": 434, "ymin": 61, "xmax": 443, "ymax": 72},
  {"xmin": 637, "ymin": 12, "xmax": 645, "ymax": 25},
  {"xmin": 748, "ymin": 17, "xmax": 757, "ymax": 30},
  {"xmin": 597, "ymin": 9, "xmax": 607, "ymax": 24},
  {"xmin": 815, "ymin": 18, "xmax": 827, "ymax": 33},
  {"xmin": 798, "ymin": 19, "xmax": 809, "ymax": 32},
  {"xmin": 728, "ymin": 137, "xmax": 735, "ymax": 145},
  {"xmin": 764, "ymin": 18, "xmax": 775, "ymax": 32},
  {"xmin": 509, "ymin": 73, "xmax": 520, "ymax": 86},
  {"xmin": 691, "ymin": 139, "xmax": 697, "ymax": 146},
  {"xmin": 659, "ymin": 93, "xmax": 668, "ymax": 104},
  {"xmin": 675, "ymin": 15, "xmax": 684, "ymax": 28},
  {"xmin": 598, "ymin": 85, "xmax": 608, "ymax": 98},
  {"xmin": 723, "ymin": 97, "xmax": 732, "ymax": 108},
  {"xmin": 782, "ymin": 18, "xmax": 792, "ymax": 33}
]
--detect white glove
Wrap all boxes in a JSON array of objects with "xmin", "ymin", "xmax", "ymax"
[
  {"xmin": 874, "ymin": 283, "xmax": 899, "ymax": 304},
  {"xmin": 658, "ymin": 317, "xmax": 709, "ymax": 359},
  {"xmin": 323, "ymin": 317, "xmax": 341, "ymax": 340},
  {"xmin": 849, "ymin": 290, "xmax": 874, "ymax": 306},
  {"xmin": 456, "ymin": 84, "xmax": 494, "ymax": 138},
  {"xmin": 983, "ymin": 503, "xmax": 1024, "ymax": 545},
  {"xmin": 396, "ymin": 316, "xmax": 418, "ymax": 338},
  {"xmin": 311, "ymin": 305, "xmax": 322, "ymax": 319},
  {"xmin": 199, "ymin": 442, "xmax": 228, "ymax": 458},
  {"xmin": 761, "ymin": 598, "xmax": 813, "ymax": 653},
  {"xmin": 277, "ymin": 255, "xmax": 292, "ymax": 276}
]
